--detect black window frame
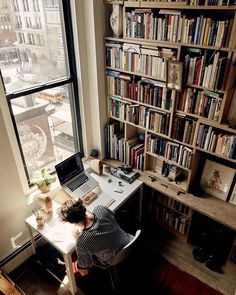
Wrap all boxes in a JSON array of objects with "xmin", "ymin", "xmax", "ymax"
[{"xmin": 1, "ymin": 0, "xmax": 84, "ymax": 186}]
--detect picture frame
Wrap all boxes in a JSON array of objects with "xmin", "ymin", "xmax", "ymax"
[
  {"xmin": 229, "ymin": 181, "xmax": 236, "ymax": 206},
  {"xmin": 200, "ymin": 160, "xmax": 235, "ymax": 201},
  {"xmin": 167, "ymin": 61, "xmax": 183, "ymax": 91}
]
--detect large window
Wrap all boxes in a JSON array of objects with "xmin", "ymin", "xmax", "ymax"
[{"xmin": 0, "ymin": 0, "xmax": 83, "ymax": 186}]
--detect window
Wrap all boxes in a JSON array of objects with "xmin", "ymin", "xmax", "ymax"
[
  {"xmin": 25, "ymin": 17, "xmax": 32, "ymax": 28},
  {"xmin": 0, "ymin": 0, "xmax": 83, "ymax": 187},
  {"xmin": 33, "ymin": 0, "xmax": 40, "ymax": 12},
  {"xmin": 16, "ymin": 16, "xmax": 22, "ymax": 29},
  {"xmin": 13, "ymin": 0, "xmax": 19, "ymax": 12},
  {"xmin": 23, "ymin": 0, "xmax": 30, "ymax": 12},
  {"xmin": 35, "ymin": 17, "xmax": 42, "ymax": 29}
]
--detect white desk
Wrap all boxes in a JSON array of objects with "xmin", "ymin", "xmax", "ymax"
[{"xmin": 25, "ymin": 171, "xmax": 143, "ymax": 295}]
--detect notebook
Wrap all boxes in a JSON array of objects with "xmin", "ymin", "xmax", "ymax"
[{"xmin": 55, "ymin": 152, "xmax": 98, "ymax": 200}]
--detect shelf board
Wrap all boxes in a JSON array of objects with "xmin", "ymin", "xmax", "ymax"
[
  {"xmin": 124, "ymin": 1, "xmax": 236, "ymax": 10},
  {"xmin": 105, "ymin": 36, "xmax": 181, "ymax": 49},
  {"xmin": 139, "ymin": 171, "xmax": 236, "ymax": 231},
  {"xmin": 104, "ymin": 0, "xmax": 123, "ymax": 4},
  {"xmin": 185, "ymin": 83, "xmax": 226, "ymax": 93},
  {"xmin": 146, "ymin": 151, "xmax": 191, "ymax": 171},
  {"xmin": 144, "ymin": 169, "xmax": 188, "ymax": 191},
  {"xmin": 195, "ymin": 146, "xmax": 236, "ymax": 163},
  {"xmin": 105, "ymin": 36, "xmax": 234, "ymax": 52},
  {"xmin": 198, "ymin": 118, "xmax": 236, "ymax": 133},
  {"xmin": 119, "ymin": 95, "xmax": 172, "ymax": 113},
  {"xmin": 106, "ymin": 66, "xmax": 166, "ymax": 82},
  {"xmin": 123, "ymin": 37, "xmax": 233, "ymax": 51}
]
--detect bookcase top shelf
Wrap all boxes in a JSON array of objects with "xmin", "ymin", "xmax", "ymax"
[{"xmin": 123, "ymin": 2, "xmax": 236, "ymax": 9}]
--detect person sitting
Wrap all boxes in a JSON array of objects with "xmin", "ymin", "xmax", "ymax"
[{"xmin": 57, "ymin": 199, "xmax": 132, "ymax": 277}]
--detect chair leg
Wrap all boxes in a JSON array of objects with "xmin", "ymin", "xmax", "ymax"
[{"xmin": 109, "ymin": 266, "xmax": 117, "ymax": 290}]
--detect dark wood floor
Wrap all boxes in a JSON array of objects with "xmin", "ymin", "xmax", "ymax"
[
  {"xmin": 9, "ymin": 236, "xmax": 158, "ymax": 295},
  {"xmin": 8, "ymin": 227, "xmax": 236, "ymax": 295}
]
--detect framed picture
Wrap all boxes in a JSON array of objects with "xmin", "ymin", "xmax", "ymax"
[
  {"xmin": 167, "ymin": 61, "xmax": 183, "ymax": 91},
  {"xmin": 200, "ymin": 160, "xmax": 235, "ymax": 201},
  {"xmin": 229, "ymin": 182, "xmax": 236, "ymax": 206}
]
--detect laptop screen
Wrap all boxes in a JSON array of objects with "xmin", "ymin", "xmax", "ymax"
[{"xmin": 55, "ymin": 152, "xmax": 84, "ymax": 185}]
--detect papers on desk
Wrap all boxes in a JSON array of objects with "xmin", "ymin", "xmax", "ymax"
[{"xmin": 44, "ymin": 222, "xmax": 75, "ymax": 243}]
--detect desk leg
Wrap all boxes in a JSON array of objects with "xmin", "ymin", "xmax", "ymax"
[
  {"xmin": 138, "ymin": 185, "xmax": 143, "ymax": 224},
  {"xmin": 63, "ymin": 253, "xmax": 78, "ymax": 295},
  {"xmin": 25, "ymin": 222, "xmax": 36, "ymax": 255}
]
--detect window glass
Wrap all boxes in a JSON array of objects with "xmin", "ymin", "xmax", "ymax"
[
  {"xmin": 1, "ymin": 0, "xmax": 69, "ymax": 94},
  {"xmin": 10, "ymin": 84, "xmax": 77, "ymax": 183},
  {"xmin": 0, "ymin": 0, "xmax": 82, "ymax": 187}
]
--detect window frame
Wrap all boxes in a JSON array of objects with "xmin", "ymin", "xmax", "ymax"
[{"xmin": 2, "ymin": 0, "xmax": 84, "ymax": 186}]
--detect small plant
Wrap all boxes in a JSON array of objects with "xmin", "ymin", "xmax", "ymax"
[
  {"xmin": 34, "ymin": 168, "xmax": 56, "ymax": 192},
  {"xmin": 90, "ymin": 149, "xmax": 99, "ymax": 158}
]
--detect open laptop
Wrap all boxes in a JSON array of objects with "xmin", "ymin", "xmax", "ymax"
[{"xmin": 55, "ymin": 152, "xmax": 98, "ymax": 199}]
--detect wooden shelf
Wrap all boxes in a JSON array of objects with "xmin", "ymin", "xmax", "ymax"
[
  {"xmin": 139, "ymin": 171, "xmax": 236, "ymax": 231},
  {"xmin": 104, "ymin": 0, "xmax": 236, "ymax": 226},
  {"xmin": 102, "ymin": 159, "xmax": 236, "ymax": 230},
  {"xmin": 146, "ymin": 151, "xmax": 191, "ymax": 171},
  {"xmin": 106, "ymin": 66, "xmax": 166, "ymax": 82},
  {"xmin": 124, "ymin": 1, "xmax": 236, "ymax": 10}
]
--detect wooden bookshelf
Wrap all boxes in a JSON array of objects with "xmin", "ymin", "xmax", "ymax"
[{"xmin": 104, "ymin": 0, "xmax": 236, "ymax": 269}]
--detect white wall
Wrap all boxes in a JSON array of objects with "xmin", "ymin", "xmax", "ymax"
[
  {"xmin": 0, "ymin": 0, "xmax": 106, "ymax": 267},
  {"xmin": 0, "ymin": 100, "xmax": 30, "ymax": 261}
]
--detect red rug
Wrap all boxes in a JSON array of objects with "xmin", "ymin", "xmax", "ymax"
[{"xmin": 152, "ymin": 256, "xmax": 224, "ymax": 295}]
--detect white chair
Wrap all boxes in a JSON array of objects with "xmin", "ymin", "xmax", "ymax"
[{"xmin": 108, "ymin": 229, "xmax": 141, "ymax": 290}]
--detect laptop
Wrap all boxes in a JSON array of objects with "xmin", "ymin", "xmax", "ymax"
[{"xmin": 55, "ymin": 152, "xmax": 98, "ymax": 199}]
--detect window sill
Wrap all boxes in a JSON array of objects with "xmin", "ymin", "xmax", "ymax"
[
  {"xmin": 25, "ymin": 179, "xmax": 61, "ymax": 206},
  {"xmin": 25, "ymin": 157, "xmax": 91, "ymax": 206}
]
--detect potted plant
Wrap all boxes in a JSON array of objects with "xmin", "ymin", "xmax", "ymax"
[
  {"xmin": 34, "ymin": 168, "xmax": 56, "ymax": 193},
  {"xmin": 90, "ymin": 149, "xmax": 99, "ymax": 159}
]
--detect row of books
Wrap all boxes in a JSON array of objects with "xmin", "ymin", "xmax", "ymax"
[
  {"xmin": 158, "ymin": 162, "xmax": 183, "ymax": 180},
  {"xmin": 109, "ymin": 97, "xmax": 125, "ymax": 120},
  {"xmin": 125, "ymin": 9, "xmax": 232, "ymax": 48},
  {"xmin": 106, "ymin": 70, "xmax": 173, "ymax": 110},
  {"xmin": 104, "ymin": 123, "xmax": 146, "ymax": 168},
  {"xmin": 172, "ymin": 115, "xmax": 197, "ymax": 145},
  {"xmin": 146, "ymin": 134, "xmax": 193, "ymax": 168},
  {"xmin": 155, "ymin": 194, "xmax": 192, "ymax": 217},
  {"xmin": 108, "ymin": 97, "xmax": 171, "ymax": 135},
  {"xmin": 126, "ymin": 104, "xmax": 171, "ymax": 134},
  {"xmin": 176, "ymin": 88, "xmax": 222, "ymax": 121},
  {"xmin": 152, "ymin": 205, "xmax": 190, "ymax": 235},
  {"xmin": 106, "ymin": 42, "xmax": 176, "ymax": 80},
  {"xmin": 104, "ymin": 122, "xmax": 124, "ymax": 160},
  {"xmin": 196, "ymin": 125, "xmax": 236, "ymax": 159},
  {"xmin": 165, "ymin": 142, "xmax": 193, "ymax": 168},
  {"xmin": 124, "ymin": 136, "xmax": 145, "ymax": 168},
  {"xmin": 184, "ymin": 50, "xmax": 227, "ymax": 91}
]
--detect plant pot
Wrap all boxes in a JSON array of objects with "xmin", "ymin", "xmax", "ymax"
[{"xmin": 39, "ymin": 184, "xmax": 51, "ymax": 193}]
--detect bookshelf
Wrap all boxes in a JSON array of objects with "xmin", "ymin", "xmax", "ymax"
[
  {"xmin": 148, "ymin": 188, "xmax": 193, "ymax": 237},
  {"xmin": 104, "ymin": 0, "xmax": 236, "ymax": 267}
]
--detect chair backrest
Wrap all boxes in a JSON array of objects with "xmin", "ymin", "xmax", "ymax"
[{"xmin": 110, "ymin": 229, "xmax": 141, "ymax": 266}]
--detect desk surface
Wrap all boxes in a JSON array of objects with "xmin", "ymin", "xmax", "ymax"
[
  {"xmin": 103, "ymin": 159, "xmax": 236, "ymax": 231},
  {"xmin": 25, "ymin": 171, "xmax": 143, "ymax": 255}
]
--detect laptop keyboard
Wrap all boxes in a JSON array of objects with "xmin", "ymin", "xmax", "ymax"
[{"xmin": 67, "ymin": 173, "xmax": 89, "ymax": 192}]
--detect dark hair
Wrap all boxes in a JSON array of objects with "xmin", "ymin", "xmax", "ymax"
[{"xmin": 57, "ymin": 199, "xmax": 86, "ymax": 224}]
